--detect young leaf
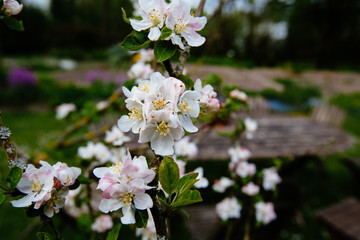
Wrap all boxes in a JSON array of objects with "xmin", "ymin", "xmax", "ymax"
[
  {"xmin": 106, "ymin": 222, "xmax": 122, "ymax": 240},
  {"xmin": 36, "ymin": 232, "xmax": 47, "ymax": 240},
  {"xmin": 78, "ymin": 175, "xmax": 92, "ymax": 185},
  {"xmin": 159, "ymin": 156, "xmax": 180, "ymax": 195},
  {"xmin": 120, "ymin": 31, "xmax": 151, "ymax": 51},
  {"xmin": 121, "ymin": 7, "xmax": 130, "ymax": 24},
  {"xmin": 6, "ymin": 167, "xmax": 23, "ymax": 189},
  {"xmin": 154, "ymin": 40, "xmax": 177, "ymax": 62},
  {"xmin": 177, "ymin": 173, "xmax": 198, "ymax": 196},
  {"xmin": 2, "ymin": 17, "xmax": 24, "ymax": 31},
  {"xmin": 135, "ymin": 209, "xmax": 149, "ymax": 228},
  {"xmin": 179, "ymin": 75, "xmax": 194, "ymax": 89},
  {"xmin": 0, "ymin": 193, "xmax": 5, "ymax": 205},
  {"xmin": 179, "ymin": 208, "xmax": 191, "ymax": 220},
  {"xmin": 171, "ymin": 189, "xmax": 202, "ymax": 208},
  {"xmin": 157, "ymin": 190, "xmax": 169, "ymax": 206},
  {"xmin": 160, "ymin": 26, "xmax": 173, "ymax": 40}
]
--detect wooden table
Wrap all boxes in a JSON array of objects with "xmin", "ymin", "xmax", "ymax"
[{"xmin": 194, "ymin": 115, "xmax": 354, "ymax": 160}]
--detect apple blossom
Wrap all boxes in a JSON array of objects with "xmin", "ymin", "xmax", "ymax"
[
  {"xmin": 244, "ymin": 117, "xmax": 258, "ymax": 139},
  {"xmin": 78, "ymin": 141, "xmax": 97, "ymax": 159},
  {"xmin": 128, "ymin": 62, "xmax": 154, "ymax": 83},
  {"xmin": 193, "ymin": 167, "xmax": 209, "ymax": 189},
  {"xmin": 41, "ymin": 188, "xmax": 69, "ymax": 218},
  {"xmin": 52, "ymin": 162, "xmax": 81, "ymax": 187},
  {"xmin": 55, "ymin": 103, "xmax": 76, "ymax": 119},
  {"xmin": 242, "ymin": 182, "xmax": 260, "ymax": 196},
  {"xmin": 105, "ymin": 125, "xmax": 131, "ymax": 146},
  {"xmin": 213, "ymin": 177, "xmax": 234, "ymax": 193},
  {"xmin": 194, "ymin": 79, "xmax": 220, "ymax": 112},
  {"xmin": 177, "ymin": 90, "xmax": 201, "ymax": 132},
  {"xmin": 91, "ymin": 215, "xmax": 114, "ymax": 233},
  {"xmin": 255, "ymin": 202, "xmax": 276, "ymax": 225},
  {"xmin": 263, "ymin": 167, "xmax": 281, "ymax": 191},
  {"xmin": 235, "ymin": 161, "xmax": 256, "ymax": 178},
  {"xmin": 130, "ymin": 0, "xmax": 167, "ymax": 41},
  {"xmin": 166, "ymin": 0, "xmax": 207, "ymax": 49},
  {"xmin": 230, "ymin": 89, "xmax": 248, "ymax": 101},
  {"xmin": 216, "ymin": 196, "xmax": 242, "ymax": 221},
  {"xmin": 2, "ymin": 0, "xmax": 23, "ymax": 16},
  {"xmin": 174, "ymin": 136, "xmax": 198, "ymax": 158},
  {"xmin": 228, "ymin": 146, "xmax": 252, "ymax": 163}
]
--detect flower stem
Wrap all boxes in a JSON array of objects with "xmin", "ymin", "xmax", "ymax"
[{"xmin": 40, "ymin": 215, "xmax": 62, "ymax": 240}]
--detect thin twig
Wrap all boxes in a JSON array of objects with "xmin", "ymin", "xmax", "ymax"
[
  {"xmin": 41, "ymin": 215, "xmax": 62, "ymax": 240},
  {"xmin": 195, "ymin": 0, "xmax": 206, "ymax": 17}
]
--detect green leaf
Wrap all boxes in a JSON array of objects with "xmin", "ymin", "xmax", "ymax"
[
  {"xmin": 6, "ymin": 167, "xmax": 23, "ymax": 189},
  {"xmin": 121, "ymin": 7, "xmax": 130, "ymax": 24},
  {"xmin": 106, "ymin": 222, "xmax": 122, "ymax": 240},
  {"xmin": 2, "ymin": 17, "xmax": 24, "ymax": 31},
  {"xmin": 78, "ymin": 175, "xmax": 92, "ymax": 185},
  {"xmin": 0, "ymin": 193, "xmax": 5, "ymax": 205},
  {"xmin": 179, "ymin": 74, "xmax": 194, "ymax": 89},
  {"xmin": 120, "ymin": 31, "xmax": 151, "ymax": 51},
  {"xmin": 135, "ymin": 209, "xmax": 149, "ymax": 228},
  {"xmin": 171, "ymin": 189, "xmax": 202, "ymax": 208},
  {"xmin": 154, "ymin": 40, "xmax": 177, "ymax": 62},
  {"xmin": 160, "ymin": 26, "xmax": 173, "ymax": 40},
  {"xmin": 157, "ymin": 190, "xmax": 169, "ymax": 206},
  {"xmin": 159, "ymin": 156, "xmax": 180, "ymax": 195},
  {"xmin": 36, "ymin": 232, "xmax": 47, "ymax": 240},
  {"xmin": 177, "ymin": 173, "xmax": 198, "ymax": 196}
]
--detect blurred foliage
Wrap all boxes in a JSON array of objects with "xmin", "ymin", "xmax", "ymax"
[{"xmin": 261, "ymin": 78, "xmax": 321, "ymax": 105}]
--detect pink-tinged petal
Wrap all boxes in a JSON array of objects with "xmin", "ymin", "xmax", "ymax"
[
  {"xmin": 151, "ymin": 133, "xmax": 174, "ymax": 156},
  {"xmin": 93, "ymin": 167, "xmax": 110, "ymax": 179},
  {"xmin": 148, "ymin": 27, "xmax": 161, "ymax": 41},
  {"xmin": 179, "ymin": 114, "xmax": 198, "ymax": 133},
  {"xmin": 10, "ymin": 194, "xmax": 34, "ymax": 208},
  {"xmin": 121, "ymin": 205, "xmax": 136, "ymax": 224},
  {"xmin": 16, "ymin": 178, "xmax": 33, "ymax": 194},
  {"xmin": 171, "ymin": 35, "xmax": 185, "ymax": 50},
  {"xmin": 165, "ymin": 14, "xmax": 176, "ymax": 30},
  {"xmin": 139, "ymin": 126, "xmax": 155, "ymax": 143},
  {"xmin": 117, "ymin": 115, "xmax": 133, "ymax": 133},
  {"xmin": 99, "ymin": 199, "xmax": 124, "ymax": 213},
  {"xmin": 188, "ymin": 16, "xmax": 207, "ymax": 31},
  {"xmin": 134, "ymin": 193, "xmax": 153, "ymax": 210},
  {"xmin": 182, "ymin": 30, "xmax": 206, "ymax": 47},
  {"xmin": 130, "ymin": 19, "xmax": 153, "ymax": 31}
]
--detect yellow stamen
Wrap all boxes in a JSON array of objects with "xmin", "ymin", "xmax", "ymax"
[
  {"xmin": 157, "ymin": 121, "xmax": 170, "ymax": 136},
  {"xmin": 119, "ymin": 193, "xmax": 134, "ymax": 206},
  {"xmin": 178, "ymin": 100, "xmax": 191, "ymax": 113},
  {"xmin": 128, "ymin": 107, "xmax": 143, "ymax": 120}
]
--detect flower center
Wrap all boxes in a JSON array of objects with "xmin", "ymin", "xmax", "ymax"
[
  {"xmin": 119, "ymin": 193, "xmax": 134, "ymax": 206},
  {"xmin": 152, "ymin": 94, "xmax": 166, "ymax": 110},
  {"xmin": 148, "ymin": 8, "xmax": 161, "ymax": 25},
  {"xmin": 174, "ymin": 18, "xmax": 187, "ymax": 34},
  {"xmin": 112, "ymin": 162, "xmax": 123, "ymax": 173},
  {"xmin": 139, "ymin": 81, "xmax": 150, "ymax": 93},
  {"xmin": 156, "ymin": 121, "xmax": 170, "ymax": 136},
  {"xmin": 129, "ymin": 107, "xmax": 143, "ymax": 121},
  {"xmin": 32, "ymin": 178, "xmax": 42, "ymax": 193},
  {"xmin": 178, "ymin": 100, "xmax": 191, "ymax": 113}
]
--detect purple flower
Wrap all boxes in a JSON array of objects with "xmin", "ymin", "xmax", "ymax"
[
  {"xmin": 87, "ymin": 71, "xmax": 110, "ymax": 83},
  {"xmin": 7, "ymin": 68, "xmax": 37, "ymax": 86}
]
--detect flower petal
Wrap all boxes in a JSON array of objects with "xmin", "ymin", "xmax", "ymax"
[
  {"xmin": 130, "ymin": 19, "xmax": 153, "ymax": 31},
  {"xmin": 148, "ymin": 27, "xmax": 161, "ymax": 41},
  {"xmin": 99, "ymin": 199, "xmax": 124, "ymax": 213},
  {"xmin": 134, "ymin": 193, "xmax": 153, "ymax": 210}
]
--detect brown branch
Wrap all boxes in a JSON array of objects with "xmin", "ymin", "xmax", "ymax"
[
  {"xmin": 163, "ymin": 59, "xmax": 179, "ymax": 78},
  {"xmin": 195, "ymin": 0, "xmax": 206, "ymax": 17},
  {"xmin": 0, "ymin": 112, "xmax": 18, "ymax": 165}
]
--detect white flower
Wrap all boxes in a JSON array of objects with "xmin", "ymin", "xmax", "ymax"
[
  {"xmin": 166, "ymin": 0, "xmax": 207, "ymax": 49},
  {"xmin": 213, "ymin": 177, "xmax": 234, "ymax": 193},
  {"xmin": 216, "ymin": 196, "xmax": 242, "ymax": 221},
  {"xmin": 55, "ymin": 103, "xmax": 76, "ymax": 119},
  {"xmin": 235, "ymin": 162, "xmax": 256, "ymax": 178},
  {"xmin": 0, "ymin": 126, "xmax": 11, "ymax": 140},
  {"xmin": 92, "ymin": 215, "xmax": 114, "ymax": 233},
  {"xmin": 130, "ymin": 0, "xmax": 167, "ymax": 41},
  {"xmin": 10, "ymin": 164, "xmax": 54, "ymax": 208},
  {"xmin": 52, "ymin": 162, "xmax": 81, "ymax": 187},
  {"xmin": 255, "ymin": 202, "xmax": 276, "ymax": 225},
  {"xmin": 128, "ymin": 62, "xmax": 154, "ymax": 83},
  {"xmin": 110, "ymin": 147, "xmax": 128, "ymax": 164},
  {"xmin": 139, "ymin": 114, "xmax": 184, "ymax": 156},
  {"xmin": 96, "ymin": 101, "xmax": 109, "ymax": 111},
  {"xmin": 105, "ymin": 125, "xmax": 131, "ymax": 146},
  {"xmin": 194, "ymin": 79, "xmax": 220, "ymax": 112},
  {"xmin": 174, "ymin": 136, "xmax": 198, "ymax": 158},
  {"xmin": 78, "ymin": 141, "xmax": 97, "ymax": 159},
  {"xmin": 193, "ymin": 167, "xmax": 208, "ymax": 189},
  {"xmin": 137, "ymin": 49, "xmax": 155, "ymax": 63},
  {"xmin": 230, "ymin": 89, "xmax": 248, "ymax": 101},
  {"xmin": 262, "ymin": 168, "xmax": 281, "ymax": 191},
  {"xmin": 242, "ymin": 182, "xmax": 260, "ymax": 196},
  {"xmin": 244, "ymin": 117, "xmax": 258, "ymax": 139},
  {"xmin": 177, "ymin": 90, "xmax": 201, "ymax": 132},
  {"xmin": 94, "ymin": 142, "xmax": 112, "ymax": 164},
  {"xmin": 58, "ymin": 59, "xmax": 77, "ymax": 71},
  {"xmin": 118, "ymin": 97, "xmax": 146, "ymax": 134},
  {"xmin": 2, "ymin": 0, "xmax": 23, "ymax": 16},
  {"xmin": 228, "ymin": 146, "xmax": 252, "ymax": 163},
  {"xmin": 42, "ymin": 188, "xmax": 69, "ymax": 218}
]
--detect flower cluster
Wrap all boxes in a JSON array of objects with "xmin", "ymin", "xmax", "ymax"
[
  {"xmin": 93, "ymin": 152, "xmax": 155, "ymax": 224},
  {"xmin": 130, "ymin": 0, "xmax": 207, "ymax": 49},
  {"xmin": 213, "ymin": 145, "xmax": 281, "ymax": 225},
  {"xmin": 2, "ymin": 0, "xmax": 23, "ymax": 17},
  {"xmin": 0, "ymin": 126, "xmax": 11, "ymax": 140},
  {"xmin": 118, "ymin": 71, "xmax": 219, "ymax": 156},
  {"xmin": 91, "ymin": 215, "xmax": 114, "ymax": 233},
  {"xmin": 11, "ymin": 161, "xmax": 81, "ymax": 217},
  {"xmin": 128, "ymin": 49, "xmax": 155, "ymax": 84}
]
